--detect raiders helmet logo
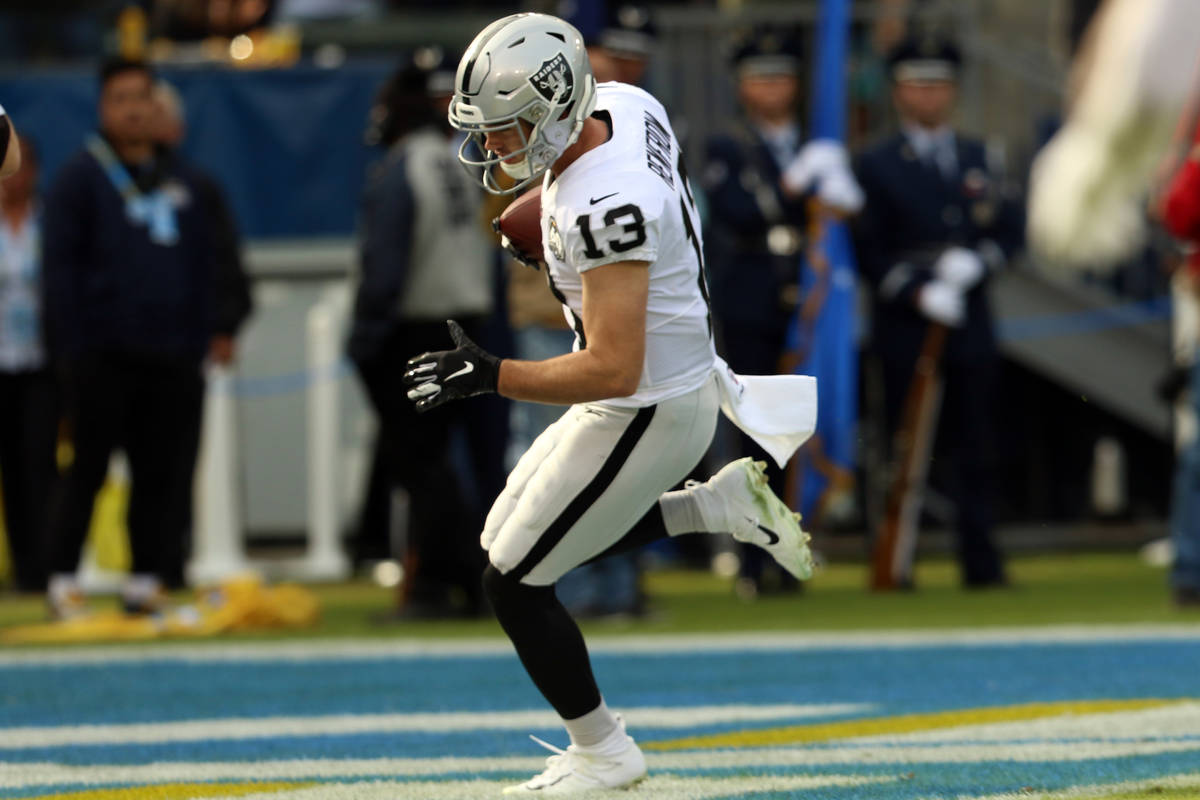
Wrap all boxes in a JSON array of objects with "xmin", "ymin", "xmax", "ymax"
[{"xmin": 529, "ymin": 53, "xmax": 574, "ymax": 103}]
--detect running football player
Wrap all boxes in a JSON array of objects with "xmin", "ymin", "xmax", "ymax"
[{"xmin": 404, "ymin": 13, "xmax": 816, "ymax": 794}]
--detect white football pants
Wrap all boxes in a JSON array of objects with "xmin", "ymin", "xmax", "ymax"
[{"xmin": 483, "ymin": 374, "xmax": 719, "ymax": 585}]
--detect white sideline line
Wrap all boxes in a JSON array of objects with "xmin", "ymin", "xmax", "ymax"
[
  {"xmin": 0, "ymin": 703, "xmax": 871, "ymax": 750},
  {"xmin": 3, "ymin": 624, "xmax": 1200, "ymax": 666},
  {"xmin": 4, "ymin": 740, "xmax": 1200, "ymax": 789}
]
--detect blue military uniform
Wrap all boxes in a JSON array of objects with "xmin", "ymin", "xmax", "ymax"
[
  {"xmin": 854, "ymin": 35, "xmax": 1023, "ymax": 587},
  {"xmin": 704, "ymin": 28, "xmax": 808, "ymax": 591}
]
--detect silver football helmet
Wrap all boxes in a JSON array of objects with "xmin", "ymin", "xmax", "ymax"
[{"xmin": 448, "ymin": 13, "xmax": 597, "ymax": 195}]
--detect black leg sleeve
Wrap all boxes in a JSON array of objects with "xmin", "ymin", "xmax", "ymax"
[{"xmin": 483, "ymin": 564, "xmax": 602, "ymax": 720}]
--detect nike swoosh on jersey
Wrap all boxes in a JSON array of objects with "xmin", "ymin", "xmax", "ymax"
[
  {"xmin": 446, "ymin": 361, "xmax": 475, "ymax": 381},
  {"xmin": 589, "ymin": 192, "xmax": 618, "ymax": 205}
]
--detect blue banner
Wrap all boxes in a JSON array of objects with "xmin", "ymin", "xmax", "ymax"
[
  {"xmin": 0, "ymin": 61, "xmax": 392, "ymax": 238},
  {"xmin": 786, "ymin": 0, "xmax": 859, "ymax": 523}
]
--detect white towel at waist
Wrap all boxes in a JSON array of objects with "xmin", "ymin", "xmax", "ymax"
[{"xmin": 713, "ymin": 356, "xmax": 818, "ymax": 469}]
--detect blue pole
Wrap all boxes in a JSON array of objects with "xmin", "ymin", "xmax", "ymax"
[{"xmin": 809, "ymin": 0, "xmax": 851, "ymax": 140}]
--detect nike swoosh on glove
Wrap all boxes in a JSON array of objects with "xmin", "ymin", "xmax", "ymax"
[{"xmin": 403, "ymin": 320, "xmax": 502, "ymax": 413}]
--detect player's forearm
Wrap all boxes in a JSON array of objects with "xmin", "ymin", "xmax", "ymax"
[{"xmin": 498, "ymin": 349, "xmax": 641, "ymax": 405}]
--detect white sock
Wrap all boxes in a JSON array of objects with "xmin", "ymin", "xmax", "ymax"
[
  {"xmin": 562, "ymin": 699, "xmax": 620, "ymax": 749},
  {"xmin": 659, "ymin": 486, "xmax": 716, "ymax": 536}
]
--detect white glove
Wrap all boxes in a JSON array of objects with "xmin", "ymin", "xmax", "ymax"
[
  {"xmin": 934, "ymin": 247, "xmax": 986, "ymax": 290},
  {"xmin": 917, "ymin": 280, "xmax": 965, "ymax": 327},
  {"xmin": 782, "ymin": 139, "xmax": 863, "ymax": 213},
  {"xmin": 782, "ymin": 140, "xmax": 849, "ymax": 192},
  {"xmin": 815, "ymin": 169, "xmax": 864, "ymax": 213}
]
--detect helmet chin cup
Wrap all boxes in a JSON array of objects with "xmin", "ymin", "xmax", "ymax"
[
  {"xmin": 499, "ymin": 157, "xmax": 534, "ymax": 181},
  {"xmin": 448, "ymin": 12, "xmax": 596, "ymax": 195}
]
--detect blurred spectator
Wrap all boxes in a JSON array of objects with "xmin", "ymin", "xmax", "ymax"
[
  {"xmin": 1160, "ymin": 122, "xmax": 1200, "ymax": 608},
  {"xmin": 0, "ymin": 2, "xmax": 108, "ymax": 64},
  {"xmin": 347, "ymin": 50, "xmax": 493, "ymax": 618},
  {"xmin": 0, "ymin": 136, "xmax": 58, "ymax": 593},
  {"xmin": 702, "ymin": 27, "xmax": 811, "ymax": 597},
  {"xmin": 149, "ymin": 78, "xmax": 253, "ymax": 586},
  {"xmin": 590, "ymin": 4, "xmax": 655, "ymax": 86},
  {"xmin": 854, "ymin": 34, "xmax": 1023, "ymax": 589},
  {"xmin": 42, "ymin": 58, "xmax": 217, "ymax": 617},
  {"xmin": 145, "ymin": 0, "xmax": 272, "ymax": 40}
]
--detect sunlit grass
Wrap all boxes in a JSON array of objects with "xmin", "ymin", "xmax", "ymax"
[{"xmin": 0, "ymin": 551, "xmax": 1193, "ymax": 645}]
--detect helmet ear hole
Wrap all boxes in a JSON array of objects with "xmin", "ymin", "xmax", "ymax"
[{"xmin": 556, "ymin": 100, "xmax": 575, "ymax": 122}]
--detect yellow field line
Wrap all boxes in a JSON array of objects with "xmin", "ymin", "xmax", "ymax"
[
  {"xmin": 30, "ymin": 781, "xmax": 313, "ymax": 800},
  {"xmin": 645, "ymin": 698, "xmax": 1182, "ymax": 751}
]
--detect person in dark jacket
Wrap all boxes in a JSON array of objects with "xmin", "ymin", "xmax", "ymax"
[
  {"xmin": 703, "ymin": 28, "xmax": 860, "ymax": 596},
  {"xmin": 42, "ymin": 58, "xmax": 217, "ymax": 617},
  {"xmin": 347, "ymin": 53, "xmax": 494, "ymax": 617},
  {"xmin": 0, "ymin": 136, "xmax": 57, "ymax": 593},
  {"xmin": 149, "ymin": 78, "xmax": 254, "ymax": 588},
  {"xmin": 854, "ymin": 34, "xmax": 1024, "ymax": 588}
]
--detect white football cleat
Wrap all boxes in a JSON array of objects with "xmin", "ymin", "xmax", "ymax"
[
  {"xmin": 503, "ymin": 731, "xmax": 647, "ymax": 795},
  {"xmin": 693, "ymin": 457, "xmax": 813, "ymax": 580}
]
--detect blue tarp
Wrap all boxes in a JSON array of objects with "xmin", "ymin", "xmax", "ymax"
[{"xmin": 0, "ymin": 61, "xmax": 393, "ymax": 238}]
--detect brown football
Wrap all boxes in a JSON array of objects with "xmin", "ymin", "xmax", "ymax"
[{"xmin": 495, "ymin": 184, "xmax": 544, "ymax": 264}]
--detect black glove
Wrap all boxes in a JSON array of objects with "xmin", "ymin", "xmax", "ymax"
[{"xmin": 403, "ymin": 320, "xmax": 501, "ymax": 413}]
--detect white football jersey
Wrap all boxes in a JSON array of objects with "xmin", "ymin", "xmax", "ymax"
[{"xmin": 539, "ymin": 82, "xmax": 715, "ymax": 408}]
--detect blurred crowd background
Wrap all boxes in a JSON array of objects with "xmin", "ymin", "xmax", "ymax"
[{"xmin": 0, "ymin": 0, "xmax": 1193, "ymax": 621}]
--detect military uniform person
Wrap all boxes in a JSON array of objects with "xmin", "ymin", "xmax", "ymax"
[
  {"xmin": 855, "ymin": 34, "xmax": 1023, "ymax": 588},
  {"xmin": 704, "ymin": 28, "xmax": 862, "ymax": 593}
]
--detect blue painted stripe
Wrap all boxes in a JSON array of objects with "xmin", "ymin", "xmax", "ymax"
[{"xmin": 3, "ymin": 642, "xmax": 1199, "ymax": 727}]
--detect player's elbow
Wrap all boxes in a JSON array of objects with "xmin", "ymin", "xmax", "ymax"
[
  {"xmin": 610, "ymin": 374, "xmax": 640, "ymax": 398},
  {"xmin": 607, "ymin": 361, "xmax": 643, "ymax": 398}
]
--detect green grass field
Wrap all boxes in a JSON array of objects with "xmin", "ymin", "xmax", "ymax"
[{"xmin": 1, "ymin": 551, "xmax": 1194, "ymax": 642}]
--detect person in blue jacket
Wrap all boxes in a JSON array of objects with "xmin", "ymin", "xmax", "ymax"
[
  {"xmin": 42, "ymin": 58, "xmax": 216, "ymax": 618},
  {"xmin": 854, "ymin": 33, "xmax": 1024, "ymax": 588}
]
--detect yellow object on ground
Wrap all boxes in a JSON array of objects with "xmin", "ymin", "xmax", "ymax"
[{"xmin": 0, "ymin": 575, "xmax": 320, "ymax": 644}]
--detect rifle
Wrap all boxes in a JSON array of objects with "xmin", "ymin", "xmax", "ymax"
[{"xmin": 870, "ymin": 321, "xmax": 948, "ymax": 590}]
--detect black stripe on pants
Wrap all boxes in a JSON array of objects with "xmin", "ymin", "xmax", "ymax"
[
  {"xmin": 509, "ymin": 404, "xmax": 657, "ymax": 582},
  {"xmin": 486, "ymin": 404, "xmax": 657, "ymax": 719}
]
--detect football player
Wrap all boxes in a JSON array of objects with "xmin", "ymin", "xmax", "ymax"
[{"xmin": 404, "ymin": 13, "xmax": 815, "ymax": 794}]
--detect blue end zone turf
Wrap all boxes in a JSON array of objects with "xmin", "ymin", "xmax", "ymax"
[{"xmin": 1, "ymin": 632, "xmax": 1198, "ymax": 799}]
